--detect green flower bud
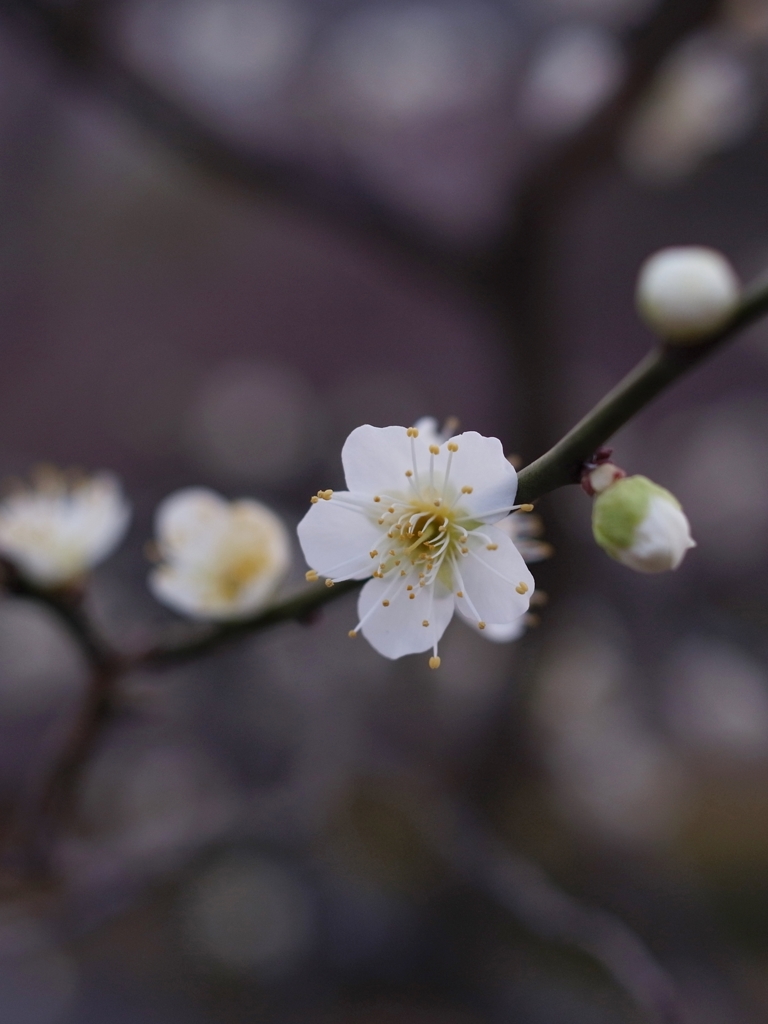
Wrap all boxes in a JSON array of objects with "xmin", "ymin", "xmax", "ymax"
[{"xmin": 592, "ymin": 475, "xmax": 695, "ymax": 573}]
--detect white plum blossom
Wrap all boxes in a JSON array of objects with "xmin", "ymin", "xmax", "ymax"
[
  {"xmin": 636, "ymin": 246, "xmax": 740, "ymax": 342},
  {"xmin": 0, "ymin": 468, "xmax": 130, "ymax": 587},
  {"xmin": 149, "ymin": 487, "xmax": 291, "ymax": 620},
  {"xmin": 297, "ymin": 423, "xmax": 536, "ymax": 667}
]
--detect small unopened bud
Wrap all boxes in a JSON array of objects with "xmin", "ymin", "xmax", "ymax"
[
  {"xmin": 592, "ymin": 475, "xmax": 695, "ymax": 573},
  {"xmin": 636, "ymin": 246, "xmax": 740, "ymax": 343},
  {"xmin": 584, "ymin": 462, "xmax": 625, "ymax": 496}
]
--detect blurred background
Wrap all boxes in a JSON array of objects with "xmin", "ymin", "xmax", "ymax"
[{"xmin": 0, "ymin": 0, "xmax": 768, "ymax": 1021}]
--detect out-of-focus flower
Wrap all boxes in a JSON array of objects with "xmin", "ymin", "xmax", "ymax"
[
  {"xmin": 318, "ymin": 1, "xmax": 509, "ymax": 121},
  {"xmin": 622, "ymin": 36, "xmax": 756, "ymax": 183},
  {"xmin": 636, "ymin": 246, "xmax": 740, "ymax": 341},
  {"xmin": 0, "ymin": 468, "xmax": 130, "ymax": 587},
  {"xmin": 520, "ymin": 25, "xmax": 623, "ymax": 136},
  {"xmin": 149, "ymin": 487, "xmax": 290, "ymax": 620},
  {"xmin": 297, "ymin": 423, "xmax": 535, "ymax": 667},
  {"xmin": 591, "ymin": 471, "xmax": 695, "ymax": 573}
]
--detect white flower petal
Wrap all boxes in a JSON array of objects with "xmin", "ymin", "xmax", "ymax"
[
  {"xmin": 297, "ymin": 493, "xmax": 381, "ymax": 580},
  {"xmin": 357, "ymin": 574, "xmax": 454, "ymax": 659},
  {"xmin": 443, "ymin": 431, "xmax": 518, "ymax": 523},
  {"xmin": 412, "ymin": 416, "xmax": 442, "ymax": 445},
  {"xmin": 155, "ymin": 488, "xmax": 229, "ymax": 550},
  {"xmin": 453, "ymin": 526, "xmax": 533, "ymax": 626},
  {"xmin": 342, "ymin": 424, "xmax": 428, "ymax": 496},
  {"xmin": 474, "ymin": 618, "xmax": 528, "ymax": 643}
]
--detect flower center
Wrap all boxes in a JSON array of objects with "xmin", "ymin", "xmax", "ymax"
[
  {"xmin": 372, "ymin": 490, "xmax": 469, "ymax": 587},
  {"xmin": 215, "ymin": 549, "xmax": 268, "ymax": 601}
]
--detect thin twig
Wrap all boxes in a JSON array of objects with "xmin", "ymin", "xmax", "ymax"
[{"xmin": 429, "ymin": 799, "xmax": 686, "ymax": 1024}]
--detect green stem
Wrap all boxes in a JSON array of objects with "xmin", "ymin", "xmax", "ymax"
[{"xmin": 516, "ymin": 273, "xmax": 768, "ymax": 504}]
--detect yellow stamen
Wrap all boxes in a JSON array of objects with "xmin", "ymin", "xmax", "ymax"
[
  {"xmin": 478, "ymin": 621, "xmax": 486, "ymax": 630},
  {"xmin": 447, "ymin": 442, "xmax": 458, "ymax": 452},
  {"xmin": 325, "ymin": 579, "xmax": 334, "ymax": 587},
  {"xmin": 429, "ymin": 444, "xmax": 440, "ymax": 455},
  {"xmin": 311, "ymin": 496, "xmax": 319, "ymax": 503},
  {"xmin": 422, "ymin": 620, "xmax": 429, "ymax": 627},
  {"xmin": 429, "ymin": 656, "xmax": 441, "ymax": 669},
  {"xmin": 486, "ymin": 544, "xmax": 498, "ymax": 551},
  {"xmin": 370, "ymin": 550, "xmax": 379, "ymax": 558},
  {"xmin": 518, "ymin": 504, "xmax": 534, "ymax": 513},
  {"xmin": 516, "ymin": 582, "xmax": 529, "ymax": 595},
  {"xmin": 382, "ymin": 600, "xmax": 390, "ymax": 607},
  {"xmin": 461, "ymin": 485, "xmax": 473, "ymax": 494},
  {"xmin": 456, "ymin": 591, "xmax": 463, "ymax": 598},
  {"xmin": 305, "ymin": 569, "xmax": 319, "ymax": 582},
  {"xmin": 348, "ymin": 630, "xmax": 357, "ymax": 638}
]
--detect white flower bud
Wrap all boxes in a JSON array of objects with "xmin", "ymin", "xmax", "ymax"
[
  {"xmin": 636, "ymin": 246, "xmax": 740, "ymax": 342},
  {"xmin": 592, "ymin": 475, "xmax": 695, "ymax": 574}
]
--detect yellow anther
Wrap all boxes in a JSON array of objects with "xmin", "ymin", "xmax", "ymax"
[
  {"xmin": 325, "ymin": 579, "xmax": 334, "ymax": 587},
  {"xmin": 305, "ymin": 569, "xmax": 319, "ymax": 582},
  {"xmin": 400, "ymin": 570, "xmax": 406, "ymax": 576},
  {"xmin": 519, "ymin": 504, "xmax": 534, "ymax": 513},
  {"xmin": 321, "ymin": 490, "xmax": 333, "ymax": 499},
  {"xmin": 389, "ymin": 549, "xmax": 396, "ymax": 556},
  {"xmin": 429, "ymin": 444, "xmax": 440, "ymax": 455},
  {"xmin": 406, "ymin": 427, "xmax": 414, "ymax": 437},
  {"xmin": 461, "ymin": 485, "xmax": 473, "ymax": 494},
  {"xmin": 486, "ymin": 544, "xmax": 498, "ymax": 551},
  {"xmin": 373, "ymin": 496, "xmax": 381, "ymax": 502},
  {"xmin": 382, "ymin": 600, "xmax": 390, "ymax": 607},
  {"xmin": 388, "ymin": 506, "xmax": 395, "ymax": 513},
  {"xmin": 429, "ymin": 656, "xmax": 441, "ymax": 670},
  {"xmin": 516, "ymin": 582, "xmax": 529, "ymax": 595},
  {"xmin": 456, "ymin": 591, "xmax": 464, "ymax": 598},
  {"xmin": 409, "ymin": 593, "xmax": 415, "ymax": 600},
  {"xmin": 447, "ymin": 442, "xmax": 458, "ymax": 452},
  {"xmin": 433, "ymin": 498, "xmax": 442, "ymax": 507},
  {"xmin": 419, "ymin": 581, "xmax": 425, "ymax": 587},
  {"xmin": 422, "ymin": 620, "xmax": 429, "ymax": 627},
  {"xmin": 378, "ymin": 518, "xmax": 385, "ymax": 524},
  {"xmin": 478, "ymin": 621, "xmax": 486, "ymax": 630},
  {"xmin": 311, "ymin": 496, "xmax": 319, "ymax": 503},
  {"xmin": 407, "ymin": 585, "xmax": 413, "ymax": 591},
  {"xmin": 411, "ymin": 428, "xmax": 419, "ymax": 437},
  {"xmin": 373, "ymin": 570, "xmax": 383, "ymax": 578},
  {"xmin": 370, "ymin": 550, "xmax": 379, "ymax": 558},
  {"xmin": 395, "ymin": 559, "xmax": 401, "ymax": 566},
  {"xmin": 461, "ymin": 547, "xmax": 468, "ymax": 555},
  {"xmin": 348, "ymin": 630, "xmax": 357, "ymax": 638},
  {"xmin": 405, "ymin": 470, "xmax": 413, "ymax": 478}
]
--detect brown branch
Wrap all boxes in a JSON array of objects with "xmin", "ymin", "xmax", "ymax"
[{"xmin": 431, "ymin": 799, "xmax": 687, "ymax": 1024}]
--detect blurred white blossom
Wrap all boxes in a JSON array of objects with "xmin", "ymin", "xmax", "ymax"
[
  {"xmin": 298, "ymin": 422, "xmax": 534, "ymax": 667},
  {"xmin": 520, "ymin": 25, "xmax": 623, "ymax": 135},
  {"xmin": 636, "ymin": 246, "xmax": 740, "ymax": 341},
  {"xmin": 149, "ymin": 487, "xmax": 291, "ymax": 620},
  {"xmin": 0, "ymin": 468, "xmax": 130, "ymax": 587},
  {"xmin": 623, "ymin": 36, "xmax": 756, "ymax": 183},
  {"xmin": 318, "ymin": 1, "xmax": 509, "ymax": 121}
]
